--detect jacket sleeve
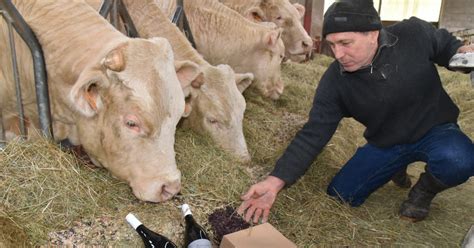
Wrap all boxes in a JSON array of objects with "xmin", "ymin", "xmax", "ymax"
[
  {"xmin": 410, "ymin": 17, "xmax": 462, "ymax": 67},
  {"xmin": 270, "ymin": 68, "xmax": 345, "ymax": 187}
]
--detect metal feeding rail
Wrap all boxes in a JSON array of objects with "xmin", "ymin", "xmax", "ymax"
[
  {"xmin": 172, "ymin": 0, "xmax": 196, "ymax": 49},
  {"xmin": 0, "ymin": 0, "xmax": 53, "ymax": 149},
  {"xmin": 98, "ymin": 0, "xmax": 139, "ymax": 38}
]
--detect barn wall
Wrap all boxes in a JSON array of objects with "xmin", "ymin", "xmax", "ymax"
[
  {"xmin": 439, "ymin": 0, "xmax": 474, "ymax": 32},
  {"xmin": 291, "ymin": 0, "xmax": 324, "ymax": 37}
]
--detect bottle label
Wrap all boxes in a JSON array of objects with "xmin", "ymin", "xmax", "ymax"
[{"xmin": 188, "ymin": 239, "xmax": 212, "ymax": 248}]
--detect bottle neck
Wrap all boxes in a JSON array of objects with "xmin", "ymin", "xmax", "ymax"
[
  {"xmin": 181, "ymin": 204, "xmax": 193, "ymax": 217},
  {"xmin": 126, "ymin": 213, "xmax": 143, "ymax": 230}
]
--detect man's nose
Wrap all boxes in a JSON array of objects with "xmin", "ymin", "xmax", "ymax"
[{"xmin": 333, "ymin": 46, "xmax": 344, "ymax": 60}]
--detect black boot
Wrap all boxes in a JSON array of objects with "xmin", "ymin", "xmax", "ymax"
[
  {"xmin": 391, "ymin": 168, "xmax": 412, "ymax": 188},
  {"xmin": 399, "ymin": 172, "xmax": 450, "ymax": 222}
]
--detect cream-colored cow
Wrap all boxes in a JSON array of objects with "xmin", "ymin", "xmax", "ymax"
[
  {"xmin": 220, "ymin": 0, "xmax": 313, "ymax": 63},
  {"xmin": 119, "ymin": 0, "xmax": 254, "ymax": 162},
  {"xmin": 183, "ymin": 0, "xmax": 286, "ymax": 100},
  {"xmin": 0, "ymin": 0, "xmax": 202, "ymax": 202}
]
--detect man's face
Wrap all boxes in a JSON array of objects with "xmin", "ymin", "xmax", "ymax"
[{"xmin": 326, "ymin": 31, "xmax": 379, "ymax": 72}]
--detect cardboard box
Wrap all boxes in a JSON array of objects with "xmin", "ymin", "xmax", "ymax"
[{"xmin": 219, "ymin": 222, "xmax": 297, "ymax": 248}]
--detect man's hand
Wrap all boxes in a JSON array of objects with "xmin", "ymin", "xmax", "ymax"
[
  {"xmin": 237, "ymin": 176, "xmax": 285, "ymax": 223},
  {"xmin": 457, "ymin": 44, "xmax": 474, "ymax": 53}
]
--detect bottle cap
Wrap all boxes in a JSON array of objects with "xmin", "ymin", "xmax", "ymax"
[
  {"xmin": 125, "ymin": 213, "xmax": 142, "ymax": 230},
  {"xmin": 181, "ymin": 204, "xmax": 192, "ymax": 217}
]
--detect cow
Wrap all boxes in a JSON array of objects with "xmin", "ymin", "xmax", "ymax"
[
  {"xmin": 220, "ymin": 0, "xmax": 313, "ymax": 63},
  {"xmin": 183, "ymin": 0, "xmax": 286, "ymax": 100},
  {"xmin": 114, "ymin": 0, "xmax": 255, "ymax": 162},
  {"xmin": 0, "ymin": 0, "xmax": 203, "ymax": 202}
]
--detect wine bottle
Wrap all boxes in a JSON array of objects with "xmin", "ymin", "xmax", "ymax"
[
  {"xmin": 181, "ymin": 204, "xmax": 213, "ymax": 248},
  {"xmin": 125, "ymin": 213, "xmax": 177, "ymax": 248}
]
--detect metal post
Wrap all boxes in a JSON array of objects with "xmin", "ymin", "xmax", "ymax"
[
  {"xmin": 172, "ymin": 5, "xmax": 183, "ymax": 24},
  {"xmin": 110, "ymin": 0, "xmax": 119, "ymax": 29},
  {"xmin": 99, "ymin": 0, "xmax": 138, "ymax": 38},
  {"xmin": 175, "ymin": 0, "xmax": 196, "ymax": 48},
  {"xmin": 99, "ymin": 0, "xmax": 113, "ymax": 17},
  {"xmin": 117, "ymin": 0, "xmax": 138, "ymax": 38},
  {"xmin": 0, "ymin": 0, "xmax": 53, "ymax": 140},
  {"xmin": 303, "ymin": 0, "xmax": 313, "ymax": 36},
  {"xmin": 4, "ymin": 10, "xmax": 27, "ymax": 137}
]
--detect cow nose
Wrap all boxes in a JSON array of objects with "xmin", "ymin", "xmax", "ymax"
[
  {"xmin": 238, "ymin": 152, "xmax": 251, "ymax": 163},
  {"xmin": 303, "ymin": 37, "xmax": 313, "ymax": 48},
  {"xmin": 160, "ymin": 179, "xmax": 181, "ymax": 201}
]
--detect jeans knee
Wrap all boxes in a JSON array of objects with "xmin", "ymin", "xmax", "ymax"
[
  {"xmin": 431, "ymin": 144, "xmax": 474, "ymax": 185},
  {"xmin": 444, "ymin": 146, "xmax": 474, "ymax": 173},
  {"xmin": 327, "ymin": 183, "xmax": 364, "ymax": 207}
]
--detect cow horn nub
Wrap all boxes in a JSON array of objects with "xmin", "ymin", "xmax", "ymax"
[{"xmin": 103, "ymin": 49, "xmax": 125, "ymax": 72}]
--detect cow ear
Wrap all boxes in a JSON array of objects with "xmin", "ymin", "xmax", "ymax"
[
  {"xmin": 293, "ymin": 3, "xmax": 305, "ymax": 19},
  {"xmin": 101, "ymin": 45, "xmax": 126, "ymax": 72},
  {"xmin": 69, "ymin": 71, "xmax": 108, "ymax": 117},
  {"xmin": 262, "ymin": 28, "xmax": 282, "ymax": 52},
  {"xmin": 235, "ymin": 72, "xmax": 254, "ymax": 93},
  {"xmin": 175, "ymin": 60, "xmax": 204, "ymax": 97},
  {"xmin": 246, "ymin": 7, "xmax": 265, "ymax": 22},
  {"xmin": 175, "ymin": 60, "xmax": 204, "ymax": 118}
]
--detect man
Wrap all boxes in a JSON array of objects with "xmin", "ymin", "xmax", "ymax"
[{"xmin": 238, "ymin": 0, "xmax": 474, "ymax": 223}]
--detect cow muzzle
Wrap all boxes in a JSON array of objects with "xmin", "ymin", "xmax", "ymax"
[{"xmin": 131, "ymin": 176, "xmax": 181, "ymax": 202}]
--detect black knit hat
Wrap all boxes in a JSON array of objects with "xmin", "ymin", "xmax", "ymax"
[{"xmin": 322, "ymin": 0, "xmax": 382, "ymax": 38}]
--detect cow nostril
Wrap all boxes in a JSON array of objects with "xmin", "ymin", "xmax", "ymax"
[
  {"xmin": 302, "ymin": 39, "xmax": 313, "ymax": 50},
  {"xmin": 160, "ymin": 180, "xmax": 181, "ymax": 201}
]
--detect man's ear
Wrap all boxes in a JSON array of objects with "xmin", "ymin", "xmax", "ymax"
[
  {"xmin": 293, "ymin": 3, "xmax": 305, "ymax": 19},
  {"xmin": 235, "ymin": 72, "xmax": 254, "ymax": 93},
  {"xmin": 245, "ymin": 6, "xmax": 266, "ymax": 22},
  {"xmin": 69, "ymin": 70, "xmax": 108, "ymax": 118}
]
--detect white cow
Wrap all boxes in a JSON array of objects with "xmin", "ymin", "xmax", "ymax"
[
  {"xmin": 0, "ymin": 0, "xmax": 202, "ymax": 202},
  {"xmin": 87, "ymin": 0, "xmax": 254, "ymax": 162},
  {"xmin": 183, "ymin": 0, "xmax": 286, "ymax": 100},
  {"xmin": 220, "ymin": 0, "xmax": 313, "ymax": 62}
]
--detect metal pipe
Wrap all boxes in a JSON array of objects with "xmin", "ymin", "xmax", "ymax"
[
  {"xmin": 4, "ymin": 10, "xmax": 27, "ymax": 137},
  {"xmin": 176, "ymin": 0, "xmax": 196, "ymax": 48},
  {"xmin": 99, "ymin": 0, "xmax": 113, "ymax": 18},
  {"xmin": 303, "ymin": 0, "xmax": 313, "ymax": 36},
  {"xmin": 110, "ymin": 0, "xmax": 119, "ymax": 28},
  {"xmin": 117, "ymin": 0, "xmax": 139, "ymax": 38},
  {"xmin": 172, "ymin": 5, "xmax": 183, "ymax": 24},
  {"xmin": 0, "ymin": 0, "xmax": 53, "ymax": 140}
]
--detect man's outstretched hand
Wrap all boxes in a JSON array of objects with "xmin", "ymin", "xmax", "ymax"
[
  {"xmin": 237, "ymin": 176, "xmax": 285, "ymax": 224},
  {"xmin": 457, "ymin": 44, "xmax": 474, "ymax": 53}
]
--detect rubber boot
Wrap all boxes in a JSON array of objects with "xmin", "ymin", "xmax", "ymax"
[
  {"xmin": 391, "ymin": 168, "xmax": 412, "ymax": 188},
  {"xmin": 399, "ymin": 172, "xmax": 449, "ymax": 222}
]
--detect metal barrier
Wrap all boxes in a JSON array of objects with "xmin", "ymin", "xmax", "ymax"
[
  {"xmin": 99, "ymin": 0, "xmax": 139, "ymax": 38},
  {"xmin": 0, "ymin": 0, "xmax": 53, "ymax": 148},
  {"xmin": 172, "ymin": 0, "xmax": 196, "ymax": 49}
]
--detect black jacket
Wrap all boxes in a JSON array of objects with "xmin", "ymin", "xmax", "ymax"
[{"xmin": 271, "ymin": 17, "xmax": 463, "ymax": 186}]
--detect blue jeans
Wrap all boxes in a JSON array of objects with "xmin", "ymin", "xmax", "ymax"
[{"xmin": 327, "ymin": 123, "xmax": 474, "ymax": 207}]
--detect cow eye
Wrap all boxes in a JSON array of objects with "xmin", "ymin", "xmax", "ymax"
[
  {"xmin": 126, "ymin": 120, "xmax": 136, "ymax": 127},
  {"xmin": 276, "ymin": 16, "xmax": 282, "ymax": 20},
  {"xmin": 207, "ymin": 118, "xmax": 218, "ymax": 124}
]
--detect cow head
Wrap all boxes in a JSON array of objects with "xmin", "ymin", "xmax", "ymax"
[
  {"xmin": 246, "ymin": 0, "xmax": 313, "ymax": 62},
  {"xmin": 68, "ymin": 37, "xmax": 201, "ymax": 202},
  {"xmin": 236, "ymin": 26, "xmax": 285, "ymax": 100},
  {"xmin": 181, "ymin": 63, "xmax": 254, "ymax": 162}
]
